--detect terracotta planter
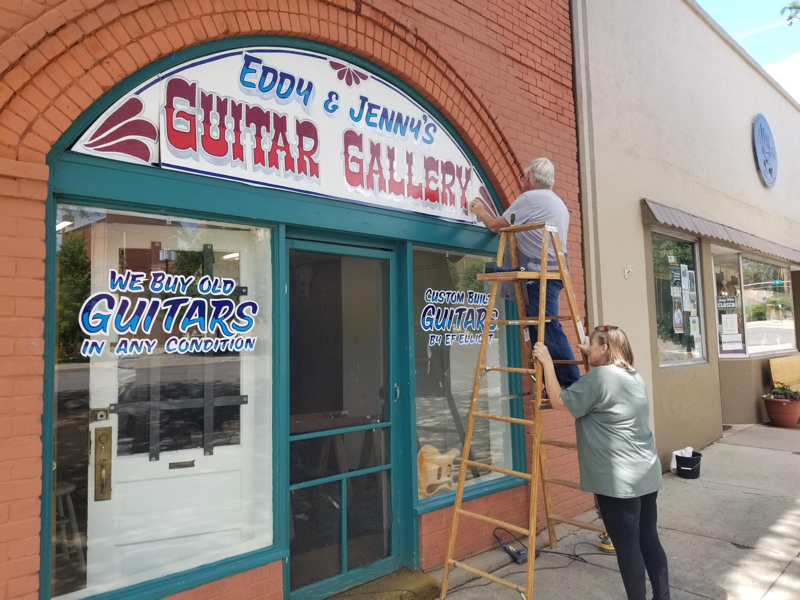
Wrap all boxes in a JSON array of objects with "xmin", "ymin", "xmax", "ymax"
[{"xmin": 762, "ymin": 396, "xmax": 800, "ymax": 428}]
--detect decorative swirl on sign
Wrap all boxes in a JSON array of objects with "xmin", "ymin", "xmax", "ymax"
[
  {"xmin": 475, "ymin": 185, "xmax": 500, "ymax": 219},
  {"xmin": 82, "ymin": 97, "xmax": 157, "ymax": 164},
  {"xmin": 328, "ymin": 60, "xmax": 369, "ymax": 87}
]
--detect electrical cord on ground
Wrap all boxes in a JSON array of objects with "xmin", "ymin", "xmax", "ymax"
[
  {"xmin": 571, "ymin": 540, "xmax": 622, "ymax": 558},
  {"xmin": 452, "ymin": 540, "xmax": 616, "ymax": 594}
]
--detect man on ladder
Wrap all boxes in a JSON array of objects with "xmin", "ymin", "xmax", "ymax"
[
  {"xmin": 470, "ymin": 156, "xmax": 616, "ymax": 554},
  {"xmin": 470, "ymin": 157, "xmax": 580, "ymax": 390}
]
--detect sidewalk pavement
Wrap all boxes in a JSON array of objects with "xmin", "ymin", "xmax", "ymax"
[{"xmin": 430, "ymin": 424, "xmax": 800, "ymax": 600}]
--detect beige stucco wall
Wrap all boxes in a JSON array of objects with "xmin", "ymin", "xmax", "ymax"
[
  {"xmin": 572, "ymin": 0, "xmax": 800, "ymax": 463},
  {"xmin": 719, "ymin": 356, "xmax": 775, "ymax": 424}
]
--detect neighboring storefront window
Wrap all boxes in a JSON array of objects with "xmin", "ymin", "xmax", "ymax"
[
  {"xmin": 741, "ymin": 257, "xmax": 795, "ymax": 354},
  {"xmin": 651, "ymin": 233, "xmax": 705, "ymax": 364},
  {"xmin": 413, "ymin": 248, "xmax": 512, "ymax": 500},
  {"xmin": 53, "ymin": 205, "xmax": 272, "ymax": 598},
  {"xmin": 713, "ymin": 253, "xmax": 746, "ymax": 355}
]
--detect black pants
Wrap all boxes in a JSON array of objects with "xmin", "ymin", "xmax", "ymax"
[{"xmin": 596, "ymin": 492, "xmax": 670, "ymax": 600}]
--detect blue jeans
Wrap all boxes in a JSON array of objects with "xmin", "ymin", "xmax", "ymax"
[{"xmin": 527, "ymin": 279, "xmax": 580, "ymax": 388}]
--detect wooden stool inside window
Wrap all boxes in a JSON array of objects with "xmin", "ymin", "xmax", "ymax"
[{"xmin": 55, "ymin": 481, "xmax": 85, "ymax": 571}]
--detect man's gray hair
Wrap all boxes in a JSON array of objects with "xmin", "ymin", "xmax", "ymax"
[{"xmin": 523, "ymin": 157, "xmax": 555, "ymax": 188}]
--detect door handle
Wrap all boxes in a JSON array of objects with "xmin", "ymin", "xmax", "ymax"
[
  {"xmin": 94, "ymin": 427, "xmax": 112, "ymax": 501},
  {"xmin": 394, "ymin": 383, "xmax": 400, "ymax": 403}
]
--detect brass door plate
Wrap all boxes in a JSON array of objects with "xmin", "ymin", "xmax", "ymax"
[{"xmin": 94, "ymin": 427, "xmax": 112, "ymax": 501}]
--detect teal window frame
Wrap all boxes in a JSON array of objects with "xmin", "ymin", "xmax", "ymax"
[{"xmin": 39, "ymin": 36, "xmax": 516, "ymax": 600}]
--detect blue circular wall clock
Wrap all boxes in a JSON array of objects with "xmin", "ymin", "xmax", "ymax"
[{"xmin": 752, "ymin": 113, "xmax": 777, "ymax": 188}]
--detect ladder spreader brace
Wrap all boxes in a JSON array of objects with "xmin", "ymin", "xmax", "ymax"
[{"xmin": 439, "ymin": 221, "xmax": 600, "ymax": 599}]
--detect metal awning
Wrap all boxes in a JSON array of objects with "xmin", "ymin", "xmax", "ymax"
[{"xmin": 641, "ymin": 198, "xmax": 800, "ymax": 265}]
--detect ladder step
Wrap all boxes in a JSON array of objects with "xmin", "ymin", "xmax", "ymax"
[
  {"xmin": 477, "ymin": 271, "xmax": 563, "ymax": 282},
  {"xmin": 543, "ymin": 477, "xmax": 581, "ymax": 489},
  {"xmin": 456, "ymin": 509, "xmax": 530, "ymax": 537},
  {"xmin": 499, "ymin": 220, "xmax": 549, "ymax": 232},
  {"xmin": 473, "ymin": 411, "xmax": 535, "ymax": 426},
  {"xmin": 492, "ymin": 392, "xmax": 528, "ymax": 402},
  {"xmin": 448, "ymin": 560, "xmax": 526, "ymax": 594},
  {"xmin": 482, "ymin": 362, "xmax": 581, "ymax": 374},
  {"xmin": 548, "ymin": 515, "xmax": 606, "ymax": 534},
  {"xmin": 462, "ymin": 460, "xmax": 531, "ymax": 481},
  {"xmin": 483, "ymin": 365, "xmax": 537, "ymax": 375},
  {"xmin": 491, "ymin": 315, "xmax": 571, "ymax": 326},
  {"xmin": 541, "ymin": 439, "xmax": 577, "ymax": 449}
]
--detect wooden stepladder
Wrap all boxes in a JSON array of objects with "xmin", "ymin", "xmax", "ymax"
[{"xmin": 439, "ymin": 221, "xmax": 603, "ymax": 599}]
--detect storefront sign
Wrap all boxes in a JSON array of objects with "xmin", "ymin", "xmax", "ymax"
[
  {"xmin": 78, "ymin": 269, "xmax": 259, "ymax": 356},
  {"xmin": 73, "ymin": 47, "xmax": 498, "ymax": 225},
  {"xmin": 420, "ymin": 288, "xmax": 498, "ymax": 346},
  {"xmin": 752, "ymin": 113, "xmax": 777, "ymax": 188},
  {"xmin": 716, "ymin": 296, "xmax": 737, "ymax": 310}
]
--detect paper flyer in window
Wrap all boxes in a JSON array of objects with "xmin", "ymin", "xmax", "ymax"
[
  {"xmin": 721, "ymin": 313, "xmax": 739, "ymax": 335},
  {"xmin": 670, "ymin": 264, "xmax": 681, "ymax": 298},
  {"xmin": 721, "ymin": 333, "xmax": 743, "ymax": 351},
  {"xmin": 689, "ymin": 294, "xmax": 698, "ymax": 316},
  {"xmin": 689, "ymin": 316, "xmax": 700, "ymax": 336},
  {"xmin": 688, "ymin": 270, "xmax": 696, "ymax": 294},
  {"xmin": 693, "ymin": 335, "xmax": 702, "ymax": 352},
  {"xmin": 682, "ymin": 290, "xmax": 691, "ymax": 311},
  {"xmin": 672, "ymin": 298, "xmax": 684, "ymax": 334},
  {"xmin": 680, "ymin": 264, "xmax": 689, "ymax": 291}
]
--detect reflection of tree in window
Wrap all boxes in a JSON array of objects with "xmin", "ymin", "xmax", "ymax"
[
  {"xmin": 651, "ymin": 234, "xmax": 700, "ymax": 361},
  {"xmin": 173, "ymin": 249, "xmax": 203, "ymax": 278},
  {"xmin": 57, "ymin": 233, "xmax": 91, "ymax": 361},
  {"xmin": 454, "ymin": 259, "xmax": 490, "ymax": 294}
]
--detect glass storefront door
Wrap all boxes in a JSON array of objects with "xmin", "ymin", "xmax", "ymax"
[
  {"xmin": 287, "ymin": 241, "xmax": 399, "ymax": 595},
  {"xmin": 52, "ymin": 206, "xmax": 273, "ymax": 598}
]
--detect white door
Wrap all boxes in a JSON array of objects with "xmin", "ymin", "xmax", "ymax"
[{"xmin": 72, "ymin": 218, "xmax": 272, "ymax": 596}]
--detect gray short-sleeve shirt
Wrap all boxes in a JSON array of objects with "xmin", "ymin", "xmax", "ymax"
[
  {"xmin": 502, "ymin": 189, "xmax": 569, "ymax": 270},
  {"xmin": 560, "ymin": 366, "xmax": 663, "ymax": 498}
]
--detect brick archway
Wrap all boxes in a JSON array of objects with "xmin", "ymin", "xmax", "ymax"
[{"xmin": 0, "ymin": 0, "xmax": 522, "ymax": 204}]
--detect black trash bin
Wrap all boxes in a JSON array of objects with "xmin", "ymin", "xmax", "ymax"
[{"xmin": 675, "ymin": 451, "xmax": 702, "ymax": 479}]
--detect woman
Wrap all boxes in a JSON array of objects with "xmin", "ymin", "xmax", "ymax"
[{"xmin": 533, "ymin": 325, "xmax": 670, "ymax": 600}]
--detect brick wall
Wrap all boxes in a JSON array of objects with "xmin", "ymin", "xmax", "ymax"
[
  {"xmin": 166, "ymin": 561, "xmax": 282, "ymax": 600},
  {"xmin": 0, "ymin": 157, "xmax": 47, "ymax": 600},
  {"xmin": 0, "ymin": 0, "xmax": 585, "ymax": 597}
]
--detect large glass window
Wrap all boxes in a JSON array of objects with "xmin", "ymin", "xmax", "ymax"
[
  {"xmin": 742, "ymin": 257, "xmax": 795, "ymax": 354},
  {"xmin": 53, "ymin": 205, "xmax": 272, "ymax": 598},
  {"xmin": 413, "ymin": 248, "xmax": 512, "ymax": 500},
  {"xmin": 713, "ymin": 253, "xmax": 746, "ymax": 355},
  {"xmin": 651, "ymin": 233, "xmax": 705, "ymax": 364}
]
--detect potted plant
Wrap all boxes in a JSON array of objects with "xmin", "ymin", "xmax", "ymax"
[{"xmin": 762, "ymin": 382, "xmax": 800, "ymax": 428}]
